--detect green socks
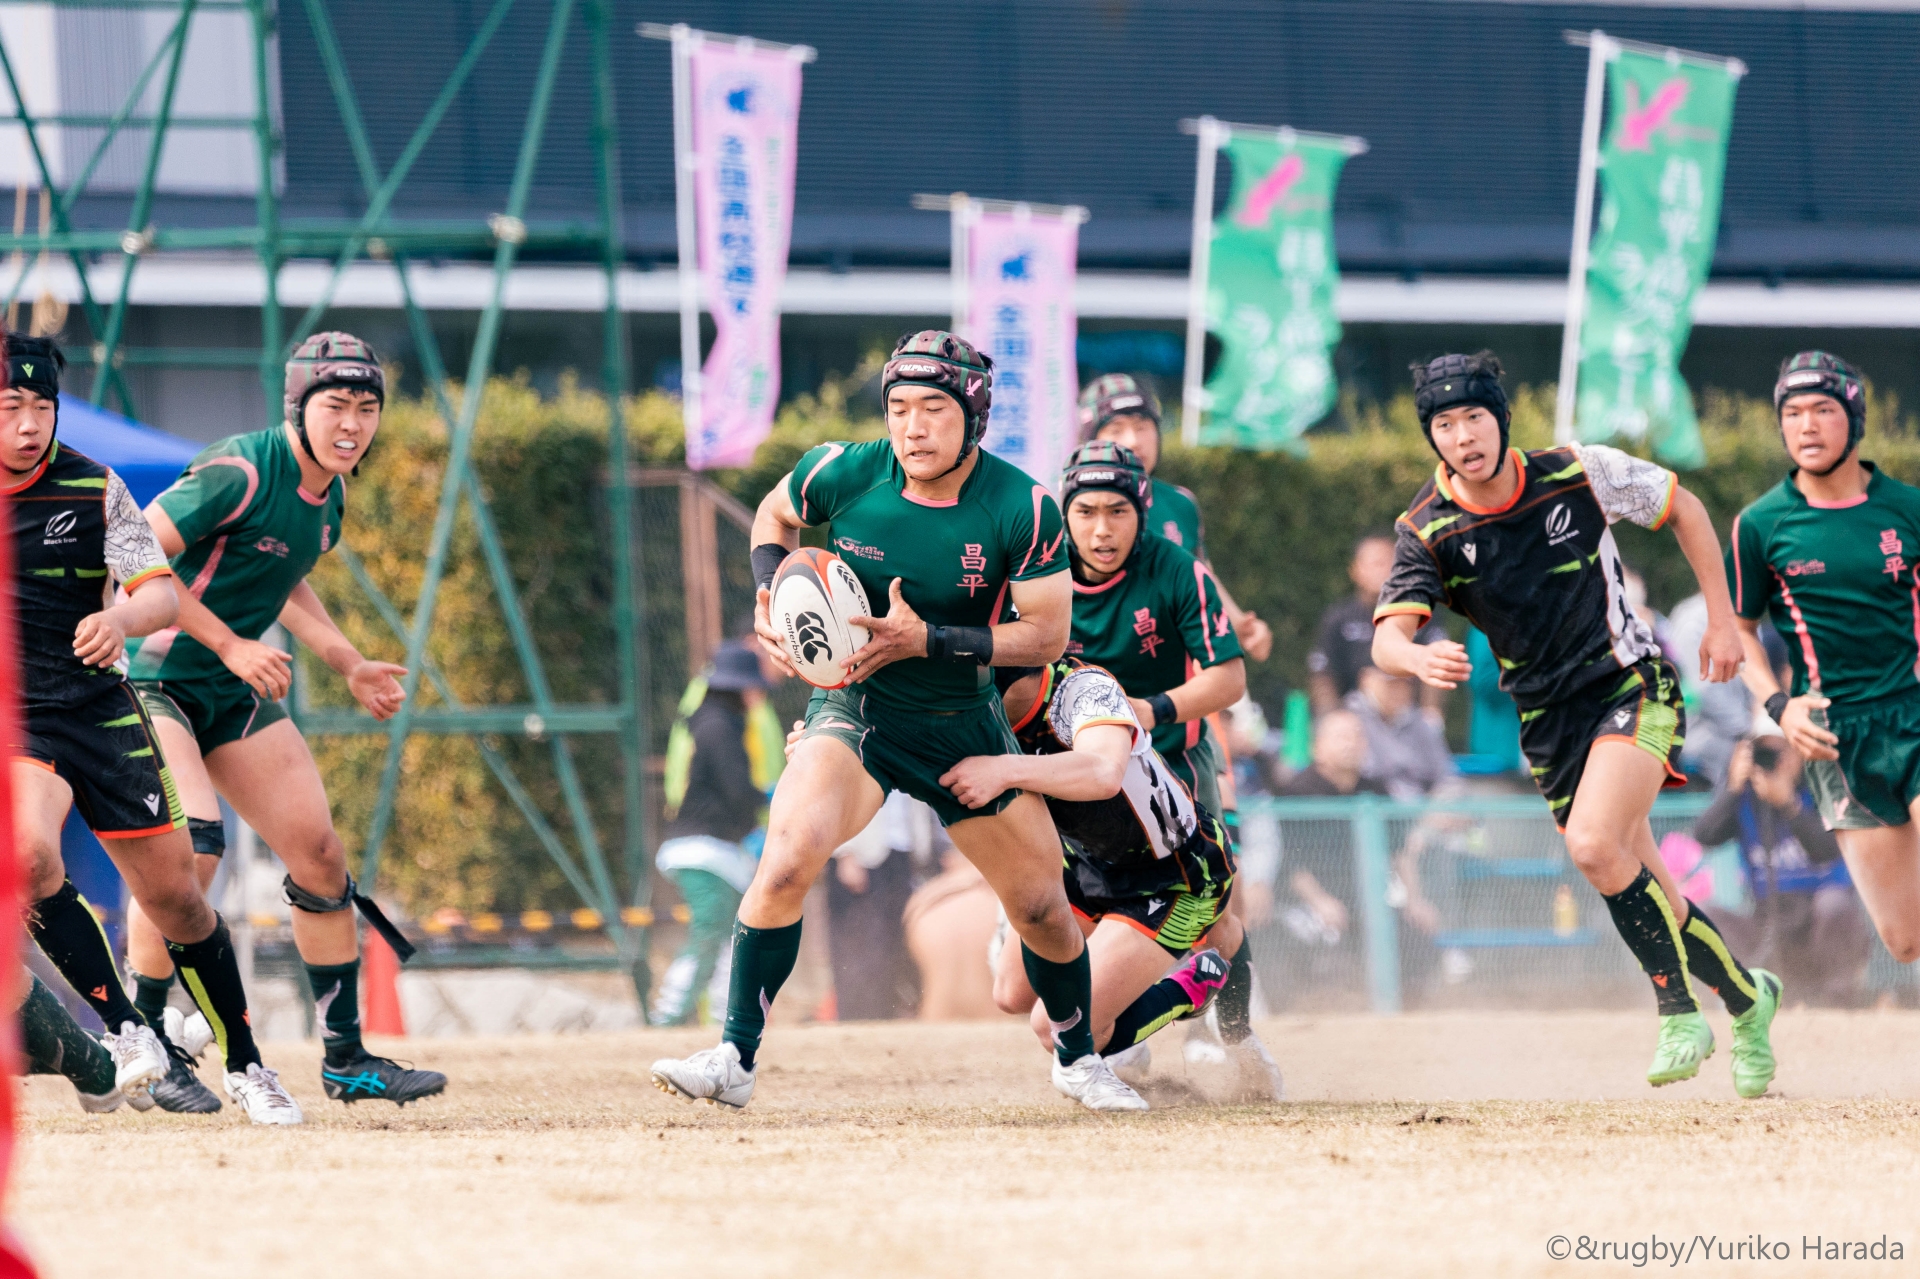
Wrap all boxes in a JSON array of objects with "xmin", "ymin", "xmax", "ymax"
[
  {"xmin": 131, "ymin": 969, "xmax": 174, "ymax": 1042},
  {"xmin": 169, "ymin": 918, "xmax": 262, "ymax": 1071},
  {"xmin": 19, "ymin": 973, "xmax": 115, "ymax": 1094},
  {"xmin": 1679, "ymin": 901, "xmax": 1758, "ymax": 1016},
  {"xmin": 721, "ymin": 919, "xmax": 802, "ymax": 1071},
  {"xmin": 29, "ymin": 880, "xmax": 145, "ymax": 1031},
  {"xmin": 1020, "ymin": 942, "xmax": 1096, "ymax": 1065},
  {"xmin": 305, "ymin": 959, "xmax": 364, "ymax": 1064},
  {"xmin": 1602, "ymin": 868, "xmax": 1697, "ymax": 1016}
]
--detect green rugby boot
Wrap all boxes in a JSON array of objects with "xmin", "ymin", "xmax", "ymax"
[
  {"xmin": 1730, "ymin": 969, "xmax": 1782, "ymax": 1099},
  {"xmin": 1647, "ymin": 1011, "xmax": 1714, "ymax": 1087}
]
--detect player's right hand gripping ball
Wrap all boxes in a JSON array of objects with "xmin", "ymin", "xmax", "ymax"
[{"xmin": 769, "ymin": 548, "xmax": 872, "ymax": 689}]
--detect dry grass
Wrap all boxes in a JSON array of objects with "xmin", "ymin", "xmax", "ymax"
[{"xmin": 13, "ymin": 1010, "xmax": 1920, "ymax": 1278}]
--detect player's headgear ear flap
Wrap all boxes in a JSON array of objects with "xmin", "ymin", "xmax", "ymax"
[{"xmin": 1411, "ymin": 351, "xmax": 1510, "ymax": 477}]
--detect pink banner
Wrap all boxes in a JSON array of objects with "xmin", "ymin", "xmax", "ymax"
[
  {"xmin": 688, "ymin": 42, "xmax": 802, "ymax": 470},
  {"xmin": 963, "ymin": 211, "xmax": 1079, "ymax": 487}
]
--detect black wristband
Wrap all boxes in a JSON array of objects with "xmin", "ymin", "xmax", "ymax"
[
  {"xmin": 1765, "ymin": 691, "xmax": 1790, "ymax": 725},
  {"xmin": 1146, "ymin": 692, "xmax": 1178, "ymax": 728},
  {"xmin": 751, "ymin": 543, "xmax": 789, "ymax": 592},
  {"xmin": 926, "ymin": 625, "xmax": 993, "ymax": 665}
]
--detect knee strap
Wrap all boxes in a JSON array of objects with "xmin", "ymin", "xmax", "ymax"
[
  {"xmin": 282, "ymin": 873, "xmax": 419, "ymax": 963},
  {"xmin": 283, "ymin": 873, "xmax": 355, "ymax": 914},
  {"xmin": 188, "ymin": 817, "xmax": 226, "ymax": 858}
]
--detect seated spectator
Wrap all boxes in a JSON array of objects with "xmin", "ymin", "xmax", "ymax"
[
  {"xmin": 1274, "ymin": 710, "xmax": 1383, "ymax": 943},
  {"xmin": 1348, "ymin": 664, "xmax": 1460, "ymax": 801},
  {"xmin": 1310, "ymin": 532, "xmax": 1446, "ymax": 721},
  {"xmin": 1690, "ymin": 729, "xmax": 1871, "ymax": 1007}
]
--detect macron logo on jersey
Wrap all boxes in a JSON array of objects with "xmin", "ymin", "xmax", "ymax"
[{"xmin": 1462, "ymin": 542, "xmax": 1477, "ymax": 565}]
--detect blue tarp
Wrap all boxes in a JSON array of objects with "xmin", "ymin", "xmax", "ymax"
[{"xmin": 55, "ymin": 394, "xmax": 198, "ymax": 504}]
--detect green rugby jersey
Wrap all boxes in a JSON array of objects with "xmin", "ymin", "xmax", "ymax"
[
  {"xmin": 787, "ymin": 439, "xmax": 1066, "ymax": 713},
  {"xmin": 1730, "ymin": 463, "xmax": 1920, "ymax": 706},
  {"xmin": 1066, "ymin": 531, "xmax": 1242, "ymax": 756},
  {"xmin": 128, "ymin": 426, "xmax": 344, "ymax": 684},
  {"xmin": 1148, "ymin": 477, "xmax": 1205, "ymax": 558}
]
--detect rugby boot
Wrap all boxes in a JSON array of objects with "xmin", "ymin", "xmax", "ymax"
[
  {"xmin": 151, "ymin": 1046, "xmax": 222, "ymax": 1114},
  {"xmin": 100, "ymin": 1020, "xmax": 168, "ymax": 1098},
  {"xmin": 1052, "ymin": 1053, "xmax": 1150, "ymax": 1113},
  {"xmin": 1730, "ymin": 969, "xmax": 1783, "ymax": 1099},
  {"xmin": 1646, "ymin": 1011, "xmax": 1715, "ymax": 1087},
  {"xmin": 651, "ymin": 1041, "xmax": 756, "ymax": 1109},
  {"xmin": 1225, "ymin": 1031, "xmax": 1286, "ymax": 1102},
  {"xmin": 321, "ymin": 1051, "xmax": 448, "ymax": 1106},
  {"xmin": 1104, "ymin": 1041, "xmax": 1151, "ymax": 1086},
  {"xmin": 74, "ymin": 1086, "xmax": 125, "ymax": 1115},
  {"xmin": 225, "ymin": 1063, "xmax": 304, "ymax": 1126},
  {"xmin": 1169, "ymin": 948, "xmax": 1231, "ymax": 1020},
  {"xmin": 163, "ymin": 1006, "xmax": 215, "ymax": 1061}
]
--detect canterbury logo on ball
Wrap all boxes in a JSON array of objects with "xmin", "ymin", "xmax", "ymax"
[
  {"xmin": 44, "ymin": 510, "xmax": 76, "ymax": 537},
  {"xmin": 793, "ymin": 611, "xmax": 831, "ymax": 664}
]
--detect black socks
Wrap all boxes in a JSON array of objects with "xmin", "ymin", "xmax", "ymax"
[
  {"xmin": 169, "ymin": 917, "xmax": 262, "ymax": 1071},
  {"xmin": 1216, "ymin": 938, "xmax": 1255, "ymax": 1044},
  {"xmin": 131, "ymin": 969, "xmax": 174, "ymax": 1042},
  {"xmin": 29, "ymin": 880, "xmax": 144, "ymax": 1031},
  {"xmin": 1020, "ymin": 942, "xmax": 1096, "ymax": 1065},
  {"xmin": 305, "ymin": 959, "xmax": 364, "ymax": 1064},
  {"xmin": 1602, "ymin": 868, "xmax": 1697, "ymax": 1016},
  {"xmin": 19, "ymin": 972, "xmax": 116, "ymax": 1094},
  {"xmin": 1678, "ymin": 901, "xmax": 1758, "ymax": 1017},
  {"xmin": 1107, "ymin": 969, "xmax": 1202, "ymax": 1053},
  {"xmin": 721, "ymin": 919, "xmax": 802, "ymax": 1071}
]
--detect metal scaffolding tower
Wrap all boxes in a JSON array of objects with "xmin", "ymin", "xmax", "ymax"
[{"xmin": 0, "ymin": 0, "xmax": 654, "ymax": 1003}]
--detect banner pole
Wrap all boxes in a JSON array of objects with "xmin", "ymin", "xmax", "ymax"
[
  {"xmin": 951, "ymin": 193, "xmax": 969, "ymax": 335},
  {"xmin": 1181, "ymin": 115, "xmax": 1220, "ymax": 447},
  {"xmin": 669, "ymin": 24, "xmax": 702, "ymax": 450},
  {"xmin": 1555, "ymin": 31, "xmax": 1610, "ymax": 445}
]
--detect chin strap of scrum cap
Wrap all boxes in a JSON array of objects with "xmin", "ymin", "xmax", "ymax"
[{"xmin": 283, "ymin": 873, "xmax": 417, "ymax": 962}]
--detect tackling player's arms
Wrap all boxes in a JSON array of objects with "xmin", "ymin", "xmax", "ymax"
[{"xmin": 940, "ymin": 671, "xmax": 1131, "ymax": 809}]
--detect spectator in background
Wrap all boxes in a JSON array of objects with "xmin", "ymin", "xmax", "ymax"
[
  {"xmin": 826, "ymin": 792, "xmax": 937, "ymax": 1021},
  {"xmin": 1349, "ymin": 664, "xmax": 1460, "ymax": 801},
  {"xmin": 1310, "ymin": 533, "xmax": 1446, "ymax": 722},
  {"xmin": 1691, "ymin": 728, "xmax": 1871, "ymax": 1006},
  {"xmin": 651, "ymin": 642, "xmax": 769, "ymax": 1026},
  {"xmin": 1277, "ymin": 709, "xmax": 1385, "ymax": 941},
  {"xmin": 1669, "ymin": 593, "xmax": 1790, "ymax": 790}
]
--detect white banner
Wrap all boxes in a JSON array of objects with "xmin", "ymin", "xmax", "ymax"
[{"xmin": 962, "ymin": 209, "xmax": 1080, "ymax": 488}]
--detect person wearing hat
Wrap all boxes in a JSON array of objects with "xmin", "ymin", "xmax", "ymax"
[
  {"xmin": 125, "ymin": 331, "xmax": 446, "ymax": 1113},
  {"xmin": 1372, "ymin": 350, "xmax": 1782, "ymax": 1097},
  {"xmin": 653, "ymin": 330, "xmax": 1140, "ymax": 1113},
  {"xmin": 1728, "ymin": 350, "xmax": 1920, "ymax": 971},
  {"xmin": 652, "ymin": 642, "xmax": 774, "ymax": 1026}
]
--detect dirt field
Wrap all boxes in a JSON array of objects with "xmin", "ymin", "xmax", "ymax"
[{"xmin": 12, "ymin": 1010, "xmax": 1920, "ymax": 1278}]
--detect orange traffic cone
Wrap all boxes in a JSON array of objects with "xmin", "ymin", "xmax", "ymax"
[{"xmin": 362, "ymin": 927, "xmax": 406, "ymax": 1037}]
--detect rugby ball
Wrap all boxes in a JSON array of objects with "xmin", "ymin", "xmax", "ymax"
[{"xmin": 770, "ymin": 547, "xmax": 872, "ymax": 689}]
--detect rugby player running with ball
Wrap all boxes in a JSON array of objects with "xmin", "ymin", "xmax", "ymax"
[
  {"xmin": 124, "ymin": 332, "xmax": 445, "ymax": 1109},
  {"xmin": 3, "ymin": 332, "xmax": 295, "ymax": 1122},
  {"xmin": 652, "ymin": 331, "xmax": 1141, "ymax": 1112},
  {"xmin": 1372, "ymin": 352, "xmax": 1781, "ymax": 1096},
  {"xmin": 1729, "ymin": 352, "xmax": 1920, "ymax": 966}
]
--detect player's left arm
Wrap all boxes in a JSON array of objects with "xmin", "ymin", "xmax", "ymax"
[
  {"xmin": 76, "ymin": 471, "xmax": 180, "ymax": 667},
  {"xmin": 279, "ymin": 580, "xmax": 407, "ymax": 720},
  {"xmin": 940, "ymin": 721, "xmax": 1131, "ymax": 810}
]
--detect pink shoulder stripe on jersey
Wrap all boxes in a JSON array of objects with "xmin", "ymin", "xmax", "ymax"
[
  {"xmin": 1193, "ymin": 561, "xmax": 1218, "ymax": 664},
  {"xmin": 1730, "ymin": 512, "xmax": 1746, "ymax": 614},
  {"xmin": 1805, "ymin": 491, "xmax": 1868, "ymax": 510},
  {"xmin": 1772, "ymin": 572, "xmax": 1821, "ymax": 692},
  {"xmin": 899, "ymin": 489, "xmax": 958, "ymax": 508},
  {"xmin": 187, "ymin": 535, "xmax": 230, "ymax": 600},
  {"xmin": 988, "ymin": 578, "xmax": 1011, "ymax": 627},
  {"xmin": 1910, "ymin": 564, "xmax": 1920, "ymax": 687},
  {"xmin": 795, "ymin": 442, "xmax": 845, "ymax": 523},
  {"xmin": 194, "ymin": 456, "xmax": 260, "ymax": 527},
  {"xmin": 1072, "ymin": 569, "xmax": 1128, "ymax": 595}
]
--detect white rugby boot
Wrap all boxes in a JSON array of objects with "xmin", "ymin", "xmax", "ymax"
[
  {"xmin": 1104, "ymin": 1041, "xmax": 1152, "ymax": 1087},
  {"xmin": 1053, "ymin": 1053, "xmax": 1150, "ymax": 1113},
  {"xmin": 75, "ymin": 1086, "xmax": 126, "ymax": 1114},
  {"xmin": 101, "ymin": 1020, "xmax": 168, "ymax": 1098},
  {"xmin": 651, "ymin": 1041, "xmax": 756, "ymax": 1109},
  {"xmin": 163, "ymin": 1006, "xmax": 215, "ymax": 1061},
  {"xmin": 224, "ymin": 1063, "xmax": 305, "ymax": 1126}
]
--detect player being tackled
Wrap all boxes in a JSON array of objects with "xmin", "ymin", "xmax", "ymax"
[
  {"xmin": 1730, "ymin": 352, "xmax": 1920, "ymax": 973},
  {"xmin": 1371, "ymin": 352, "xmax": 1780, "ymax": 1097},
  {"xmin": 651, "ymin": 331, "xmax": 1140, "ymax": 1113}
]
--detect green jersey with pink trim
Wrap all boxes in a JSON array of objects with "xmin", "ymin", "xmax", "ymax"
[
  {"xmin": 786, "ymin": 439, "xmax": 1066, "ymax": 713},
  {"xmin": 127, "ymin": 426, "xmax": 343, "ymax": 684},
  {"xmin": 1148, "ymin": 477, "xmax": 1205, "ymax": 557},
  {"xmin": 1729, "ymin": 463, "xmax": 1920, "ymax": 707}
]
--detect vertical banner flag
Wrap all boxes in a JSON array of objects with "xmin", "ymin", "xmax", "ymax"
[
  {"xmin": 1195, "ymin": 127, "xmax": 1361, "ymax": 450},
  {"xmin": 963, "ymin": 207, "xmax": 1081, "ymax": 486},
  {"xmin": 1574, "ymin": 46, "xmax": 1740, "ymax": 468},
  {"xmin": 685, "ymin": 40, "xmax": 803, "ymax": 470}
]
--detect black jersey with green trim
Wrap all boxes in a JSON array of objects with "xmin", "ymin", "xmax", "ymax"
[
  {"xmin": 1374, "ymin": 444, "xmax": 1676, "ymax": 711},
  {"xmin": 1066, "ymin": 530, "xmax": 1242, "ymax": 757},
  {"xmin": 1729, "ymin": 463, "xmax": 1920, "ymax": 707},
  {"xmin": 1010, "ymin": 658, "xmax": 1200, "ymax": 867},
  {"xmin": 786, "ymin": 439, "xmax": 1066, "ymax": 713},
  {"xmin": 5, "ymin": 442, "xmax": 172, "ymax": 709}
]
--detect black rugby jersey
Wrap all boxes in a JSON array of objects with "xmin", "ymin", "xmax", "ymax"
[
  {"xmin": 1373, "ymin": 445, "xmax": 1675, "ymax": 711},
  {"xmin": 5, "ymin": 442, "xmax": 172, "ymax": 709},
  {"xmin": 1010, "ymin": 657, "xmax": 1199, "ymax": 867}
]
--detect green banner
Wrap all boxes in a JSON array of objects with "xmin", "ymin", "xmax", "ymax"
[
  {"xmin": 1575, "ymin": 49, "xmax": 1740, "ymax": 468},
  {"xmin": 1201, "ymin": 133, "xmax": 1351, "ymax": 450}
]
